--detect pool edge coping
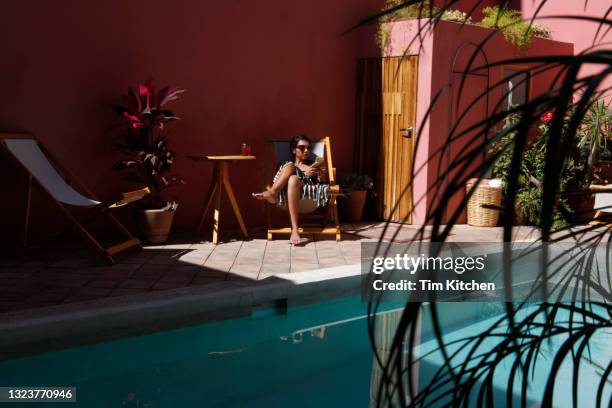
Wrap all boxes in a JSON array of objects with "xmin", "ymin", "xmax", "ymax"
[{"xmin": 0, "ymin": 263, "xmax": 362, "ymax": 359}]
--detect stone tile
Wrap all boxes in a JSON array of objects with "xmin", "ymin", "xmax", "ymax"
[
  {"xmin": 48, "ymin": 258, "xmax": 98, "ymax": 268},
  {"xmin": 229, "ymin": 268, "xmax": 260, "ymax": 278},
  {"xmin": 0, "ymin": 302, "xmax": 17, "ymax": 311},
  {"xmin": 97, "ymin": 269, "xmax": 135, "ymax": 280},
  {"xmin": 192, "ymin": 276, "xmax": 226, "ymax": 286},
  {"xmin": 260, "ymin": 263, "xmax": 290, "ymax": 275},
  {"xmin": 87, "ymin": 279, "xmax": 120, "ymax": 289},
  {"xmin": 0, "ymin": 292, "xmax": 30, "ymax": 302},
  {"xmin": 0, "ymin": 267, "xmax": 40, "ymax": 278},
  {"xmin": 26, "ymin": 288, "xmax": 73, "ymax": 303},
  {"xmin": 110, "ymin": 288, "xmax": 149, "ymax": 297},
  {"xmin": 63, "ymin": 295, "xmax": 100, "ymax": 304},
  {"xmin": 109, "ymin": 263, "xmax": 143, "ymax": 271},
  {"xmin": 178, "ymin": 251, "xmax": 211, "ymax": 266},
  {"xmin": 131, "ymin": 264, "xmax": 169, "ymax": 277},
  {"xmin": 113, "ymin": 253, "xmax": 154, "ymax": 264},
  {"xmin": 146, "ymin": 256, "xmax": 178, "ymax": 265},
  {"xmin": 9, "ymin": 302, "xmax": 56, "ymax": 311},
  {"xmin": 27, "ymin": 272, "xmax": 91, "ymax": 288},
  {"xmin": 203, "ymin": 260, "xmax": 234, "ymax": 272},
  {"xmin": 70, "ymin": 266, "xmax": 109, "ymax": 276},
  {"xmin": 74, "ymin": 287, "xmax": 114, "ymax": 297},
  {"xmin": 161, "ymin": 243, "xmax": 193, "ymax": 250},
  {"xmin": 159, "ymin": 269, "xmax": 198, "ymax": 284},
  {"xmin": 194, "ymin": 269, "xmax": 227, "ymax": 281},
  {"xmin": 290, "ymin": 263, "xmax": 320, "ymax": 273},
  {"xmin": 0, "ymin": 277, "xmax": 27, "ymax": 288},
  {"xmin": 118, "ymin": 278, "xmax": 158, "ymax": 290},
  {"xmin": 151, "ymin": 281, "xmax": 189, "ymax": 291}
]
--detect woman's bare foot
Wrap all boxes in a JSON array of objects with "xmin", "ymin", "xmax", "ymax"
[
  {"xmin": 252, "ymin": 186, "xmax": 277, "ymax": 204},
  {"xmin": 290, "ymin": 230, "xmax": 302, "ymax": 245}
]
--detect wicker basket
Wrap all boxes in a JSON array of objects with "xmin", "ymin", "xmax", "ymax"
[{"xmin": 466, "ymin": 178, "xmax": 502, "ymax": 227}]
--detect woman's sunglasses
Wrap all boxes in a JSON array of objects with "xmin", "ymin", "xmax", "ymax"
[{"xmin": 295, "ymin": 145, "xmax": 312, "ymax": 152}]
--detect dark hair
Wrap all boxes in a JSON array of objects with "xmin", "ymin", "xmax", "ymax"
[{"xmin": 289, "ymin": 134, "xmax": 313, "ymax": 160}]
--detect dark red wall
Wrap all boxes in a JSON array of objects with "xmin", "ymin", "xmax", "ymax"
[{"xmin": 0, "ymin": 0, "xmax": 383, "ymax": 244}]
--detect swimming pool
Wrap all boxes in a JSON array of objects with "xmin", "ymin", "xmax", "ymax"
[{"xmin": 0, "ymin": 297, "xmax": 609, "ymax": 407}]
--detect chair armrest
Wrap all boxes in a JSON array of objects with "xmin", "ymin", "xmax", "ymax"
[
  {"xmin": 107, "ymin": 187, "xmax": 151, "ymax": 209},
  {"xmin": 328, "ymin": 185, "xmax": 344, "ymax": 196},
  {"xmin": 589, "ymin": 184, "xmax": 612, "ymax": 191}
]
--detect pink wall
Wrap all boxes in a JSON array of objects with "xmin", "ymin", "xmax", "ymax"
[
  {"xmin": 517, "ymin": 0, "xmax": 611, "ymax": 100},
  {"xmin": 0, "ymin": 0, "xmax": 383, "ymax": 244}
]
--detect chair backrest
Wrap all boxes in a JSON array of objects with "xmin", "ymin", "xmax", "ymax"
[
  {"xmin": 594, "ymin": 188, "xmax": 612, "ymax": 213},
  {"xmin": 1, "ymin": 136, "xmax": 101, "ymax": 207}
]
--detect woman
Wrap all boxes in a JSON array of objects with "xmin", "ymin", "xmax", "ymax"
[{"xmin": 252, "ymin": 134, "xmax": 329, "ymax": 245}]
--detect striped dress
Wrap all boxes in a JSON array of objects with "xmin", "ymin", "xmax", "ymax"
[{"xmin": 273, "ymin": 161, "xmax": 330, "ymax": 208}]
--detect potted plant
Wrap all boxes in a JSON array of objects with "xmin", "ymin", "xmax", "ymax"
[
  {"xmin": 339, "ymin": 173, "xmax": 376, "ymax": 222},
  {"xmin": 567, "ymin": 98, "xmax": 611, "ymax": 222},
  {"xmin": 490, "ymin": 109, "xmax": 576, "ymax": 228},
  {"xmin": 110, "ymin": 79, "xmax": 185, "ymax": 244}
]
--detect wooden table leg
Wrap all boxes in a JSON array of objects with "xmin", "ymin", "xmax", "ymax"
[
  {"xmin": 193, "ymin": 163, "xmax": 221, "ymax": 238},
  {"xmin": 212, "ymin": 165, "xmax": 223, "ymax": 244},
  {"xmin": 221, "ymin": 162, "xmax": 249, "ymax": 239}
]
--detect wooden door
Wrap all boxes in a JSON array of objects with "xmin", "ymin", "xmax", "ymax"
[{"xmin": 355, "ymin": 56, "xmax": 418, "ymax": 223}]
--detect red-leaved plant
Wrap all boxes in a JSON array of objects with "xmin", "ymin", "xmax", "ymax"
[{"xmin": 111, "ymin": 79, "xmax": 185, "ymax": 209}]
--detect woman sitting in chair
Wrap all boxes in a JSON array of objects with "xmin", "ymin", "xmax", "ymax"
[{"xmin": 252, "ymin": 134, "xmax": 329, "ymax": 245}]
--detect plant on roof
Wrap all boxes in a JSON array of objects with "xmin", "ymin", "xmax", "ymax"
[
  {"xmin": 375, "ymin": 1, "xmax": 473, "ymax": 51},
  {"xmin": 479, "ymin": 6, "xmax": 551, "ymax": 50},
  {"xmin": 110, "ymin": 79, "xmax": 185, "ymax": 210},
  {"xmin": 375, "ymin": 0, "xmax": 438, "ymax": 51}
]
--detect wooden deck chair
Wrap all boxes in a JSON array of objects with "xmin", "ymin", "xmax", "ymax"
[
  {"xmin": 589, "ymin": 184, "xmax": 612, "ymax": 225},
  {"xmin": 0, "ymin": 133, "xmax": 149, "ymax": 264},
  {"xmin": 264, "ymin": 136, "xmax": 342, "ymax": 241}
]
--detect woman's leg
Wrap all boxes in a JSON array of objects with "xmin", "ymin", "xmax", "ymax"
[
  {"xmin": 287, "ymin": 174, "xmax": 302, "ymax": 244},
  {"xmin": 252, "ymin": 164, "xmax": 295, "ymax": 203}
]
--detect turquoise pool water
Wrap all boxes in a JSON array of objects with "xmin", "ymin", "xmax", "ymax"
[{"xmin": 0, "ymin": 297, "xmax": 609, "ymax": 407}]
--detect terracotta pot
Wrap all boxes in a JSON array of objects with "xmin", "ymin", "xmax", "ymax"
[
  {"xmin": 340, "ymin": 190, "xmax": 368, "ymax": 223},
  {"xmin": 137, "ymin": 207, "xmax": 176, "ymax": 244},
  {"xmin": 567, "ymin": 193, "xmax": 595, "ymax": 223}
]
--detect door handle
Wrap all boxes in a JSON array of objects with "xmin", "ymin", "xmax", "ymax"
[{"xmin": 400, "ymin": 127, "xmax": 413, "ymax": 138}]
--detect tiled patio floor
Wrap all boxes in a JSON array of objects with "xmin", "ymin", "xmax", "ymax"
[{"xmin": 1, "ymin": 222, "xmax": 599, "ymax": 314}]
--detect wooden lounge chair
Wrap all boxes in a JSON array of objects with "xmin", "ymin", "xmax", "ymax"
[
  {"xmin": 264, "ymin": 136, "xmax": 342, "ymax": 241},
  {"xmin": 1, "ymin": 132, "xmax": 149, "ymax": 264},
  {"xmin": 589, "ymin": 184, "xmax": 612, "ymax": 225}
]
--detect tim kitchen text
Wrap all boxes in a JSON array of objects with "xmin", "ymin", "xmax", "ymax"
[{"xmin": 373, "ymin": 279, "xmax": 495, "ymax": 291}]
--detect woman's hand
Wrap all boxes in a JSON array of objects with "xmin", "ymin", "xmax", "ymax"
[
  {"xmin": 301, "ymin": 164, "xmax": 319, "ymax": 177},
  {"xmin": 317, "ymin": 166, "xmax": 327, "ymax": 183}
]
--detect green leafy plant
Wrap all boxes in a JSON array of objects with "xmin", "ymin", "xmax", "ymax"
[
  {"xmin": 490, "ymin": 111, "xmax": 576, "ymax": 228},
  {"xmin": 479, "ymin": 6, "xmax": 551, "ymax": 50},
  {"xmin": 440, "ymin": 9, "xmax": 472, "ymax": 24},
  {"xmin": 340, "ymin": 173, "xmax": 376, "ymax": 196},
  {"xmin": 110, "ymin": 79, "xmax": 185, "ymax": 209},
  {"xmin": 575, "ymin": 98, "xmax": 612, "ymax": 185},
  {"xmin": 375, "ymin": 0, "xmax": 438, "ymax": 51}
]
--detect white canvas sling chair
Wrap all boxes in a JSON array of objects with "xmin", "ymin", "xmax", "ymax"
[
  {"xmin": 264, "ymin": 136, "xmax": 341, "ymax": 241},
  {"xmin": 589, "ymin": 184, "xmax": 612, "ymax": 225},
  {"xmin": 1, "ymin": 133, "xmax": 149, "ymax": 264}
]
